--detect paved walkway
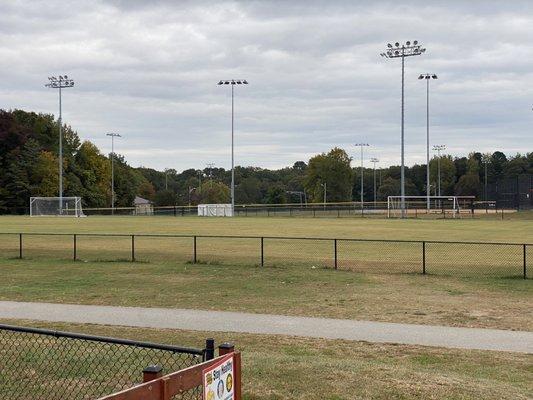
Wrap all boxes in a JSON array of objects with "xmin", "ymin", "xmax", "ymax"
[{"xmin": 0, "ymin": 301, "xmax": 531, "ymax": 353}]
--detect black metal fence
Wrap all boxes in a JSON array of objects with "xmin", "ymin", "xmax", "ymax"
[
  {"xmin": 0, "ymin": 232, "xmax": 530, "ymax": 279},
  {"xmin": 0, "ymin": 323, "xmax": 210, "ymax": 400},
  {"xmin": 1, "ymin": 200, "xmax": 518, "ymax": 218},
  {"xmin": 487, "ymin": 174, "xmax": 533, "ymax": 210}
]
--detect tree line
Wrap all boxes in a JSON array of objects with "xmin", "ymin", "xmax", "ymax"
[{"xmin": 1, "ymin": 109, "xmax": 531, "ymax": 213}]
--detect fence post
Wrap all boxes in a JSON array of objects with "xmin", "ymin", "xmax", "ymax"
[
  {"xmin": 19, "ymin": 233, "xmax": 22, "ymax": 259},
  {"xmin": 260, "ymin": 237, "xmax": 264, "ymax": 267},
  {"xmin": 334, "ymin": 239, "xmax": 338, "ymax": 270},
  {"xmin": 422, "ymin": 241, "xmax": 426, "ymax": 274},
  {"xmin": 73, "ymin": 234, "xmax": 77, "ymax": 261},
  {"xmin": 218, "ymin": 342, "xmax": 234, "ymax": 356},
  {"xmin": 193, "ymin": 236, "xmax": 197, "ymax": 264},
  {"xmin": 205, "ymin": 338, "xmax": 215, "ymax": 361},
  {"xmin": 143, "ymin": 365, "xmax": 163, "ymax": 383},
  {"xmin": 524, "ymin": 244, "xmax": 527, "ymax": 279},
  {"xmin": 131, "ymin": 235, "xmax": 135, "ymax": 262}
]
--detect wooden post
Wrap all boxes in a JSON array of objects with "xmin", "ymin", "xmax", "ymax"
[
  {"xmin": 143, "ymin": 365, "xmax": 163, "ymax": 383},
  {"xmin": 234, "ymin": 351, "xmax": 242, "ymax": 400},
  {"xmin": 19, "ymin": 233, "xmax": 22, "ymax": 259},
  {"xmin": 218, "ymin": 342, "xmax": 234, "ymax": 356}
]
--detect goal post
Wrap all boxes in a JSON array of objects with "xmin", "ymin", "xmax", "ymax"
[
  {"xmin": 387, "ymin": 196, "xmax": 474, "ymax": 218},
  {"xmin": 30, "ymin": 197, "xmax": 85, "ymax": 217},
  {"xmin": 197, "ymin": 204, "xmax": 233, "ymax": 217}
]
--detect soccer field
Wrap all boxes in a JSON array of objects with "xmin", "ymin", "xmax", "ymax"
[
  {"xmin": 1, "ymin": 215, "xmax": 532, "ymax": 278},
  {"xmin": 1, "ymin": 214, "xmax": 532, "ymax": 242},
  {"xmin": 0, "ymin": 214, "xmax": 531, "ymax": 331},
  {"xmin": 1, "ymin": 215, "xmax": 532, "ymax": 399}
]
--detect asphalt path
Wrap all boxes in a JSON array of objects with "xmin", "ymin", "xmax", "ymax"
[{"xmin": 0, "ymin": 301, "xmax": 531, "ymax": 353}]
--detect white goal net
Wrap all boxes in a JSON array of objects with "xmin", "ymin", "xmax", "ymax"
[
  {"xmin": 387, "ymin": 196, "xmax": 474, "ymax": 218},
  {"xmin": 30, "ymin": 197, "xmax": 85, "ymax": 217},
  {"xmin": 197, "ymin": 204, "xmax": 233, "ymax": 217}
]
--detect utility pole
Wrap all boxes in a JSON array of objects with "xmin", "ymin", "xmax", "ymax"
[
  {"xmin": 45, "ymin": 75, "xmax": 75, "ymax": 214},
  {"xmin": 381, "ymin": 41, "xmax": 426, "ymax": 218},
  {"xmin": 106, "ymin": 133, "xmax": 121, "ymax": 214}
]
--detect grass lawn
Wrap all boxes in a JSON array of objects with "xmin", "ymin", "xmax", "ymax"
[
  {"xmin": 0, "ymin": 215, "xmax": 532, "ymax": 331},
  {"xmin": 1, "ymin": 319, "xmax": 531, "ymax": 400},
  {"xmin": 1, "ymin": 214, "xmax": 532, "ymax": 242},
  {"xmin": 1, "ymin": 259, "xmax": 531, "ymax": 331}
]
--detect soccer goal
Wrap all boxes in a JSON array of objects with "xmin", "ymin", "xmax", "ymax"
[
  {"xmin": 30, "ymin": 197, "xmax": 85, "ymax": 217},
  {"xmin": 387, "ymin": 196, "xmax": 474, "ymax": 218},
  {"xmin": 197, "ymin": 204, "xmax": 233, "ymax": 217}
]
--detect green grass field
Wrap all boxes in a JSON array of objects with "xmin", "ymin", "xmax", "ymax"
[
  {"xmin": 2, "ymin": 320, "xmax": 531, "ymax": 400},
  {"xmin": 0, "ymin": 215, "xmax": 532, "ymax": 399},
  {"xmin": 1, "ymin": 214, "xmax": 532, "ymax": 242},
  {"xmin": 0, "ymin": 215, "xmax": 531, "ymax": 330}
]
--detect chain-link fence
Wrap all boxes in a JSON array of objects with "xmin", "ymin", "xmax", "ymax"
[
  {"xmin": 0, "ymin": 232, "xmax": 530, "ymax": 278},
  {"xmin": 0, "ymin": 324, "xmax": 206, "ymax": 400}
]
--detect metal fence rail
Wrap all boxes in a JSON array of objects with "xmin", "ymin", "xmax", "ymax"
[
  {"xmin": 0, "ymin": 324, "xmax": 207, "ymax": 400},
  {"xmin": 0, "ymin": 200, "xmax": 520, "ymax": 218},
  {"xmin": 0, "ymin": 232, "xmax": 530, "ymax": 279}
]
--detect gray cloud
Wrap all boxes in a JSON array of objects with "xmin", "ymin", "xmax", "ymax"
[{"xmin": 0, "ymin": 0, "xmax": 532, "ymax": 171}]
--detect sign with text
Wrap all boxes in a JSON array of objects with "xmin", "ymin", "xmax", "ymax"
[{"xmin": 203, "ymin": 354, "xmax": 235, "ymax": 400}]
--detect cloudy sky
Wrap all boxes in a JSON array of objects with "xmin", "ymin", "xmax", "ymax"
[{"xmin": 1, "ymin": 0, "xmax": 532, "ymax": 171}]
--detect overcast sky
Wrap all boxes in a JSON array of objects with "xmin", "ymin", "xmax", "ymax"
[{"xmin": 1, "ymin": 0, "xmax": 532, "ymax": 171}]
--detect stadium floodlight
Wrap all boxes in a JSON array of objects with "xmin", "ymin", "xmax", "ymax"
[
  {"xmin": 418, "ymin": 73, "xmax": 438, "ymax": 211},
  {"xmin": 218, "ymin": 79, "xmax": 249, "ymax": 214},
  {"xmin": 370, "ymin": 158, "xmax": 379, "ymax": 206},
  {"xmin": 355, "ymin": 143, "xmax": 370, "ymax": 210},
  {"xmin": 381, "ymin": 40, "xmax": 426, "ymax": 218},
  {"xmin": 106, "ymin": 133, "xmax": 121, "ymax": 215},
  {"xmin": 433, "ymin": 144, "xmax": 446, "ymax": 197},
  {"xmin": 320, "ymin": 182, "xmax": 327, "ymax": 210},
  {"xmin": 45, "ymin": 75, "xmax": 75, "ymax": 214}
]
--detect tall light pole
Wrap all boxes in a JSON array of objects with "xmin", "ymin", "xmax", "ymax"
[
  {"xmin": 419, "ymin": 73, "xmax": 438, "ymax": 210},
  {"xmin": 320, "ymin": 182, "xmax": 327, "ymax": 210},
  {"xmin": 482, "ymin": 153, "xmax": 491, "ymax": 202},
  {"xmin": 355, "ymin": 143, "xmax": 369, "ymax": 209},
  {"xmin": 106, "ymin": 133, "xmax": 121, "ymax": 214},
  {"xmin": 433, "ymin": 144, "xmax": 446, "ymax": 197},
  {"xmin": 45, "ymin": 75, "xmax": 75, "ymax": 214},
  {"xmin": 218, "ymin": 79, "xmax": 248, "ymax": 215},
  {"xmin": 381, "ymin": 41, "xmax": 426, "ymax": 218},
  {"xmin": 370, "ymin": 158, "xmax": 379, "ymax": 206}
]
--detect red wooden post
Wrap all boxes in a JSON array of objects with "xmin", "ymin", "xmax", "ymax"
[
  {"xmin": 233, "ymin": 352, "xmax": 242, "ymax": 400},
  {"xmin": 218, "ymin": 342, "xmax": 234, "ymax": 356},
  {"xmin": 143, "ymin": 365, "xmax": 163, "ymax": 383}
]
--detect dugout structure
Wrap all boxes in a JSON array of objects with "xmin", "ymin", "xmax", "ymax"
[
  {"xmin": 30, "ymin": 197, "xmax": 85, "ymax": 217},
  {"xmin": 198, "ymin": 204, "xmax": 233, "ymax": 217},
  {"xmin": 387, "ymin": 196, "xmax": 474, "ymax": 218}
]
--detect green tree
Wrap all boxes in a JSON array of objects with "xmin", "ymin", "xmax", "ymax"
[
  {"xmin": 265, "ymin": 185, "xmax": 287, "ymax": 204},
  {"xmin": 430, "ymin": 155, "xmax": 456, "ymax": 195},
  {"xmin": 197, "ymin": 180, "xmax": 230, "ymax": 204},
  {"xmin": 304, "ymin": 147, "xmax": 353, "ymax": 202}
]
